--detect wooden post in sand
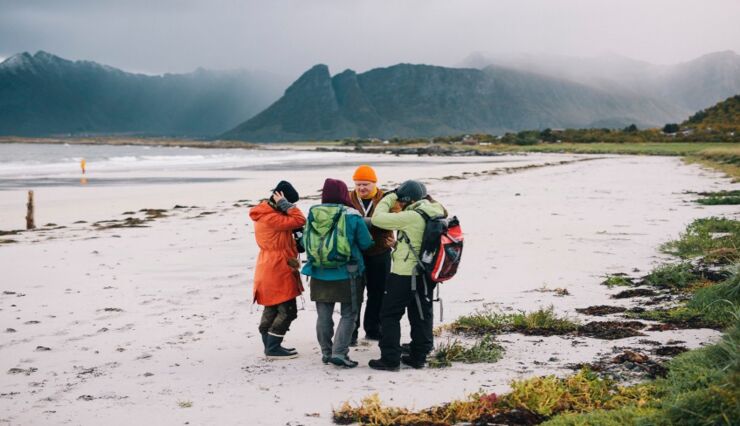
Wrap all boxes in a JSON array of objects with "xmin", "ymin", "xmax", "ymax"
[{"xmin": 26, "ymin": 190, "xmax": 35, "ymax": 230}]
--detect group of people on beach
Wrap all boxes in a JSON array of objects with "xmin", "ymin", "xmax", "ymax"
[{"xmin": 249, "ymin": 165, "xmax": 447, "ymax": 371}]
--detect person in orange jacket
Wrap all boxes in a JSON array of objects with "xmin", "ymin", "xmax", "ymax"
[{"xmin": 249, "ymin": 180, "xmax": 306, "ymax": 359}]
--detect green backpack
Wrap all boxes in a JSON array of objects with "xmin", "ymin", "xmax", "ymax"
[{"xmin": 304, "ymin": 204, "xmax": 352, "ymax": 268}]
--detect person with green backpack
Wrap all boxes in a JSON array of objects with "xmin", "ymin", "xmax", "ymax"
[
  {"xmin": 368, "ymin": 180, "xmax": 447, "ymax": 371},
  {"xmin": 301, "ymin": 178, "xmax": 373, "ymax": 368}
]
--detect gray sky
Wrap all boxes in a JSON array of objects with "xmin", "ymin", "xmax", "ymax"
[{"xmin": 1, "ymin": 0, "xmax": 739, "ymax": 78}]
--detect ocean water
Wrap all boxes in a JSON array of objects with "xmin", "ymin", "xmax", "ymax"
[{"xmin": 0, "ymin": 143, "xmax": 356, "ymax": 182}]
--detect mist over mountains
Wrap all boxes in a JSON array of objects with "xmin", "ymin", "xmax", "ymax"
[
  {"xmin": 459, "ymin": 50, "xmax": 740, "ymax": 112},
  {"xmin": 0, "ymin": 51, "xmax": 287, "ymax": 136},
  {"xmin": 1, "ymin": 50, "xmax": 738, "ymax": 141}
]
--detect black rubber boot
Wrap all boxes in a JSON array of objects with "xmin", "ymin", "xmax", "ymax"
[
  {"xmin": 368, "ymin": 358, "xmax": 400, "ymax": 371},
  {"xmin": 265, "ymin": 334, "xmax": 298, "ymax": 360},
  {"xmin": 262, "ymin": 332, "xmax": 296, "ymax": 354}
]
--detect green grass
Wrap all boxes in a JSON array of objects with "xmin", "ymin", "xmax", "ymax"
[
  {"xmin": 601, "ymin": 274, "xmax": 636, "ymax": 287},
  {"xmin": 510, "ymin": 306, "xmax": 579, "ymax": 334},
  {"xmin": 444, "ymin": 306, "xmax": 579, "ymax": 336},
  {"xmin": 428, "ymin": 336, "xmax": 505, "ymax": 368},
  {"xmin": 695, "ymin": 190, "xmax": 740, "ymax": 205},
  {"xmin": 469, "ymin": 142, "xmax": 738, "ymax": 157},
  {"xmin": 685, "ymin": 146, "xmax": 740, "ymax": 181},
  {"xmin": 686, "ymin": 268, "xmax": 740, "ymax": 326},
  {"xmin": 627, "ymin": 265, "xmax": 739, "ymax": 329},
  {"xmin": 443, "ymin": 310, "xmax": 513, "ymax": 335},
  {"xmin": 661, "ymin": 217, "xmax": 740, "ymax": 265},
  {"xmin": 642, "ymin": 262, "xmax": 703, "ymax": 290}
]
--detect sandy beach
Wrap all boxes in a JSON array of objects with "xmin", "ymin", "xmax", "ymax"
[{"xmin": 1, "ymin": 149, "xmax": 738, "ymax": 425}]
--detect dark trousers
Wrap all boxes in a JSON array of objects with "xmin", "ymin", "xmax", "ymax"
[
  {"xmin": 378, "ymin": 273, "xmax": 435, "ymax": 365},
  {"xmin": 258, "ymin": 298, "xmax": 298, "ymax": 336},
  {"xmin": 354, "ymin": 251, "xmax": 391, "ymax": 339}
]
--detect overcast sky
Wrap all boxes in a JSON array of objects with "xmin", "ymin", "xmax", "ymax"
[{"xmin": 1, "ymin": 0, "xmax": 739, "ymax": 78}]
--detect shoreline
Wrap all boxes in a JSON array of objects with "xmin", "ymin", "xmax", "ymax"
[{"xmin": 0, "ymin": 136, "xmax": 261, "ymax": 150}]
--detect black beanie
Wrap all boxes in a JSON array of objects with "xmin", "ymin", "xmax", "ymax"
[
  {"xmin": 272, "ymin": 180, "xmax": 299, "ymax": 203},
  {"xmin": 396, "ymin": 180, "xmax": 427, "ymax": 203}
]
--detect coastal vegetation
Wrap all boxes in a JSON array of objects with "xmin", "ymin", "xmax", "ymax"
[{"xmin": 334, "ymin": 217, "xmax": 740, "ymax": 425}]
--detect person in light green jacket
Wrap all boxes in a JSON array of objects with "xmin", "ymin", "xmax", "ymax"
[{"xmin": 367, "ymin": 180, "xmax": 447, "ymax": 371}]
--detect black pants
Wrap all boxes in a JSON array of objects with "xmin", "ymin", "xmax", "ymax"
[
  {"xmin": 378, "ymin": 273, "xmax": 435, "ymax": 365},
  {"xmin": 258, "ymin": 298, "xmax": 298, "ymax": 336},
  {"xmin": 354, "ymin": 251, "xmax": 391, "ymax": 339}
]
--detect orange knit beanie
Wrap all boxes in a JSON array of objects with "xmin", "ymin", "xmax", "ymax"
[{"xmin": 352, "ymin": 165, "xmax": 377, "ymax": 183}]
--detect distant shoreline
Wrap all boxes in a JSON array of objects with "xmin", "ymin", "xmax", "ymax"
[{"xmin": 0, "ymin": 136, "xmax": 262, "ymax": 150}]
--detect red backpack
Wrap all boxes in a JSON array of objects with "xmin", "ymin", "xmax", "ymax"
[{"xmin": 416, "ymin": 212, "xmax": 464, "ymax": 283}]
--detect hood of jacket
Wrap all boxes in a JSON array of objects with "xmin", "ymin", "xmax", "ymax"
[{"xmin": 249, "ymin": 200, "xmax": 277, "ymax": 221}]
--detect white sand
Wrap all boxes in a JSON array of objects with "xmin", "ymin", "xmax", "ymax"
[{"xmin": 1, "ymin": 152, "xmax": 737, "ymax": 425}]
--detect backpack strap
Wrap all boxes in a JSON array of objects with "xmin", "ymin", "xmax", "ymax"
[{"xmin": 399, "ymin": 209, "xmax": 445, "ymax": 322}]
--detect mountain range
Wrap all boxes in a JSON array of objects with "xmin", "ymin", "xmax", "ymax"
[
  {"xmin": 224, "ymin": 51, "xmax": 740, "ymax": 141},
  {"xmin": 0, "ymin": 51, "xmax": 286, "ymax": 136},
  {"xmin": 1, "ymin": 50, "xmax": 739, "ymax": 141}
]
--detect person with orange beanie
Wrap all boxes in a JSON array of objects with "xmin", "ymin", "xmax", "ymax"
[{"xmin": 349, "ymin": 165, "xmax": 395, "ymax": 344}]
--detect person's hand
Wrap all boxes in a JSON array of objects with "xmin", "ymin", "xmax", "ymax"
[{"xmin": 273, "ymin": 191, "xmax": 285, "ymax": 203}]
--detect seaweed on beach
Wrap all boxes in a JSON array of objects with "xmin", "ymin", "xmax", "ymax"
[
  {"xmin": 93, "ymin": 217, "xmax": 149, "ymax": 229},
  {"xmin": 611, "ymin": 288, "xmax": 658, "ymax": 299},
  {"xmin": 577, "ymin": 321, "xmax": 646, "ymax": 340},
  {"xmin": 576, "ymin": 305, "xmax": 627, "ymax": 316},
  {"xmin": 333, "ymin": 369, "xmax": 654, "ymax": 425}
]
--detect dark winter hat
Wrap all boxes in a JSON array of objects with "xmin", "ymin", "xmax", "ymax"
[
  {"xmin": 396, "ymin": 180, "xmax": 427, "ymax": 203},
  {"xmin": 321, "ymin": 178, "xmax": 353, "ymax": 207},
  {"xmin": 272, "ymin": 180, "xmax": 299, "ymax": 203}
]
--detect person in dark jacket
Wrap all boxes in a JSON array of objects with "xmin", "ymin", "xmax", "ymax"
[
  {"xmin": 349, "ymin": 165, "xmax": 395, "ymax": 343},
  {"xmin": 249, "ymin": 181, "xmax": 306, "ymax": 360},
  {"xmin": 302, "ymin": 178, "xmax": 373, "ymax": 368}
]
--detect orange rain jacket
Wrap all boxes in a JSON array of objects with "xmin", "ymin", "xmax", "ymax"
[{"xmin": 249, "ymin": 201, "xmax": 306, "ymax": 306}]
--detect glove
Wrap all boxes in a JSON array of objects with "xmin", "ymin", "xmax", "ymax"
[{"xmin": 275, "ymin": 198, "xmax": 294, "ymax": 213}]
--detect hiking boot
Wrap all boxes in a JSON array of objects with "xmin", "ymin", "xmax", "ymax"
[
  {"xmin": 330, "ymin": 355, "xmax": 359, "ymax": 369},
  {"xmin": 262, "ymin": 332, "xmax": 296, "ymax": 354},
  {"xmin": 401, "ymin": 355, "xmax": 425, "ymax": 369},
  {"xmin": 265, "ymin": 334, "xmax": 298, "ymax": 360},
  {"xmin": 322, "ymin": 355, "xmax": 330, "ymax": 365},
  {"xmin": 401, "ymin": 343, "xmax": 411, "ymax": 354},
  {"xmin": 368, "ymin": 358, "xmax": 400, "ymax": 372},
  {"xmin": 365, "ymin": 332, "xmax": 381, "ymax": 341}
]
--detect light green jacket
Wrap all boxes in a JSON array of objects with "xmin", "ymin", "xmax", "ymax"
[{"xmin": 371, "ymin": 193, "xmax": 446, "ymax": 276}]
